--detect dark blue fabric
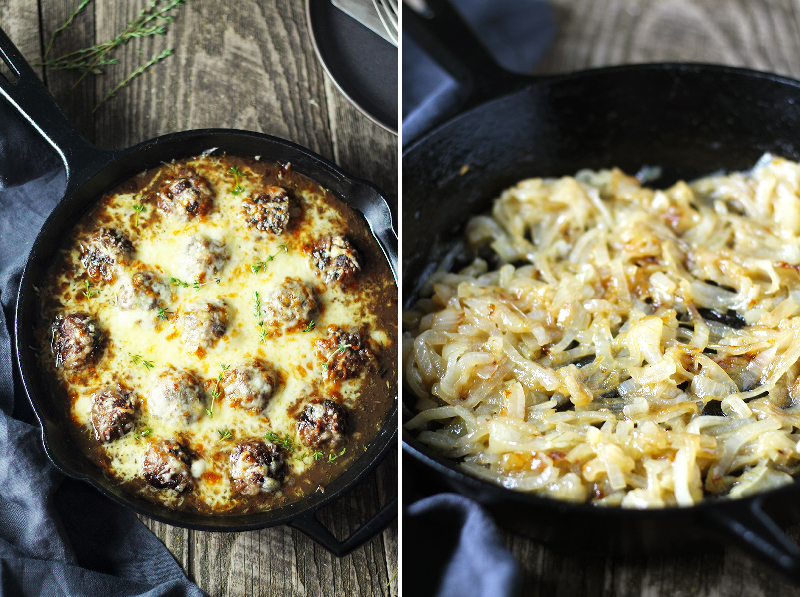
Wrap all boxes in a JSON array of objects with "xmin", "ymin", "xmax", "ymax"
[
  {"xmin": 0, "ymin": 100, "xmax": 207, "ymax": 596},
  {"xmin": 405, "ymin": 494, "xmax": 522, "ymax": 597},
  {"xmin": 402, "ymin": 0, "xmax": 555, "ymax": 144}
]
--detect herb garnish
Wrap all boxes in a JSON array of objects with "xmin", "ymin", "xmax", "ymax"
[
  {"xmin": 39, "ymin": 0, "xmax": 187, "ymax": 111},
  {"xmin": 312, "ymin": 451, "xmax": 323, "ymax": 460},
  {"xmin": 133, "ymin": 426, "xmax": 153, "ymax": 441},
  {"xmin": 130, "ymin": 354, "xmax": 154, "ymax": 369},
  {"xmin": 229, "ymin": 166, "xmax": 247, "ymax": 195},
  {"xmin": 192, "ymin": 277, "xmax": 221, "ymax": 290},
  {"xmin": 328, "ymin": 447, "xmax": 346, "ymax": 462},
  {"xmin": 264, "ymin": 431, "xmax": 298, "ymax": 452},
  {"xmin": 253, "ymin": 291, "xmax": 267, "ymax": 344},
  {"xmin": 82, "ymin": 280, "xmax": 96, "ymax": 299},
  {"xmin": 322, "ymin": 343, "xmax": 353, "ymax": 371},
  {"xmin": 301, "ymin": 320, "xmax": 315, "ymax": 333},
  {"xmin": 206, "ymin": 363, "xmax": 229, "ymax": 418},
  {"xmin": 156, "ymin": 307, "xmax": 172, "ymax": 320},
  {"xmin": 169, "ymin": 277, "xmax": 189, "ymax": 288},
  {"xmin": 217, "ymin": 428, "xmax": 233, "ymax": 442},
  {"xmin": 133, "ymin": 202, "xmax": 145, "ymax": 224},
  {"xmin": 250, "ymin": 244, "xmax": 288, "ymax": 273}
]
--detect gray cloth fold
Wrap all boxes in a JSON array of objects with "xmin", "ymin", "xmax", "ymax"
[{"xmin": 0, "ymin": 100, "xmax": 206, "ymax": 596}]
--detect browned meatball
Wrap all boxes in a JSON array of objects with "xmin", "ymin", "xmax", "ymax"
[
  {"xmin": 222, "ymin": 359, "xmax": 277, "ymax": 413},
  {"xmin": 118, "ymin": 269, "xmax": 170, "ymax": 311},
  {"xmin": 262, "ymin": 277, "xmax": 316, "ymax": 332},
  {"xmin": 80, "ymin": 228, "xmax": 133, "ymax": 281},
  {"xmin": 146, "ymin": 367, "xmax": 204, "ymax": 424},
  {"xmin": 242, "ymin": 186, "xmax": 290, "ymax": 234},
  {"xmin": 229, "ymin": 440, "xmax": 285, "ymax": 495},
  {"xmin": 52, "ymin": 312, "xmax": 101, "ymax": 370},
  {"xmin": 310, "ymin": 235, "xmax": 360, "ymax": 284},
  {"xmin": 297, "ymin": 400, "xmax": 349, "ymax": 447},
  {"xmin": 142, "ymin": 440, "xmax": 193, "ymax": 492},
  {"xmin": 91, "ymin": 385, "xmax": 136, "ymax": 443},
  {"xmin": 177, "ymin": 300, "xmax": 228, "ymax": 352},
  {"xmin": 177, "ymin": 235, "xmax": 227, "ymax": 284},
  {"xmin": 316, "ymin": 325, "xmax": 375, "ymax": 380},
  {"xmin": 156, "ymin": 170, "xmax": 214, "ymax": 220}
]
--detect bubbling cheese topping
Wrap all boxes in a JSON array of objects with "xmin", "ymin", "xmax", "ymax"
[
  {"xmin": 39, "ymin": 155, "xmax": 397, "ymax": 514},
  {"xmin": 404, "ymin": 154, "xmax": 800, "ymax": 508}
]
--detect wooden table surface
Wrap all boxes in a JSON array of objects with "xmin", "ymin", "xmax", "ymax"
[
  {"xmin": 496, "ymin": 1, "xmax": 800, "ymax": 595},
  {"xmin": 0, "ymin": 1, "xmax": 398, "ymax": 595}
]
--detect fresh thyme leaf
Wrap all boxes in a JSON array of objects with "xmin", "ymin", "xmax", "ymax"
[
  {"xmin": 251, "ymin": 245, "xmax": 289, "ymax": 274},
  {"xmin": 95, "ymin": 48, "xmax": 174, "ymax": 112},
  {"xmin": 141, "ymin": 359, "xmax": 154, "ymax": 369},
  {"xmin": 170, "ymin": 276, "xmax": 189, "ymax": 288},
  {"xmin": 323, "ymin": 343, "xmax": 352, "ymax": 371},
  {"xmin": 133, "ymin": 426, "xmax": 153, "ymax": 441},
  {"xmin": 264, "ymin": 431, "xmax": 298, "ymax": 453},
  {"xmin": 133, "ymin": 202, "xmax": 145, "ymax": 225},
  {"xmin": 229, "ymin": 166, "xmax": 248, "ymax": 195},
  {"xmin": 217, "ymin": 428, "xmax": 233, "ymax": 442},
  {"xmin": 130, "ymin": 353, "xmax": 154, "ymax": 369},
  {"xmin": 156, "ymin": 307, "xmax": 172, "ymax": 320},
  {"xmin": 42, "ymin": 0, "xmax": 92, "ymax": 60},
  {"xmin": 82, "ymin": 280, "xmax": 96, "ymax": 299},
  {"xmin": 312, "ymin": 451, "xmax": 323, "ymax": 460},
  {"xmin": 253, "ymin": 291, "xmax": 267, "ymax": 344},
  {"xmin": 130, "ymin": 354, "xmax": 141, "ymax": 364},
  {"xmin": 301, "ymin": 320, "xmax": 315, "ymax": 333},
  {"xmin": 193, "ymin": 278, "xmax": 201, "ymax": 291}
]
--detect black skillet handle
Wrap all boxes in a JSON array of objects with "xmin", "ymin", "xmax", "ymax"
[
  {"xmin": 0, "ymin": 27, "xmax": 115, "ymax": 196},
  {"xmin": 402, "ymin": 0, "xmax": 528, "ymax": 119},
  {"xmin": 288, "ymin": 496, "xmax": 398, "ymax": 557},
  {"xmin": 708, "ymin": 496, "xmax": 800, "ymax": 582}
]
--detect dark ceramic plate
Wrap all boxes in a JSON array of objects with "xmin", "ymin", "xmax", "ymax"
[{"xmin": 307, "ymin": 0, "xmax": 398, "ymax": 133}]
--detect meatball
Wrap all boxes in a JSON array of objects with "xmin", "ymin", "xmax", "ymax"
[
  {"xmin": 242, "ymin": 186, "xmax": 290, "ymax": 234},
  {"xmin": 317, "ymin": 326, "xmax": 375, "ymax": 380},
  {"xmin": 297, "ymin": 400, "xmax": 349, "ymax": 447},
  {"xmin": 52, "ymin": 312, "xmax": 101, "ymax": 370},
  {"xmin": 310, "ymin": 235, "xmax": 360, "ymax": 284},
  {"xmin": 177, "ymin": 300, "xmax": 229, "ymax": 352},
  {"xmin": 142, "ymin": 440, "xmax": 193, "ymax": 492},
  {"xmin": 156, "ymin": 170, "xmax": 214, "ymax": 220},
  {"xmin": 91, "ymin": 385, "xmax": 136, "ymax": 443},
  {"xmin": 221, "ymin": 359, "xmax": 277, "ymax": 413},
  {"xmin": 262, "ymin": 277, "xmax": 316, "ymax": 331},
  {"xmin": 117, "ymin": 270, "xmax": 170, "ymax": 311},
  {"xmin": 80, "ymin": 228, "xmax": 133, "ymax": 281},
  {"xmin": 146, "ymin": 367, "xmax": 204, "ymax": 424},
  {"xmin": 229, "ymin": 440, "xmax": 285, "ymax": 496},
  {"xmin": 177, "ymin": 235, "xmax": 227, "ymax": 284}
]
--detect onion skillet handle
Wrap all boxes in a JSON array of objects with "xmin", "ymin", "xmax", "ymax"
[
  {"xmin": 289, "ymin": 497, "xmax": 398, "ymax": 557},
  {"xmin": 0, "ymin": 27, "xmax": 115, "ymax": 197},
  {"xmin": 708, "ymin": 496, "xmax": 800, "ymax": 582}
]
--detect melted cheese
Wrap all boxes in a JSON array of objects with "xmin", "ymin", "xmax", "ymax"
[{"xmin": 39, "ymin": 156, "xmax": 396, "ymax": 513}]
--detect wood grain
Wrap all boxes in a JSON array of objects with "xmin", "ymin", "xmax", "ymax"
[
  {"xmin": 1, "ymin": 0, "xmax": 398, "ymax": 595},
  {"xmin": 496, "ymin": 0, "xmax": 800, "ymax": 595}
]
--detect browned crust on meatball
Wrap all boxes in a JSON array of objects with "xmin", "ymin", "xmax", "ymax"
[
  {"xmin": 156, "ymin": 169, "xmax": 215, "ymax": 219},
  {"xmin": 80, "ymin": 228, "xmax": 133, "ymax": 281},
  {"xmin": 262, "ymin": 277, "xmax": 317, "ymax": 333},
  {"xmin": 91, "ymin": 385, "xmax": 136, "ymax": 443},
  {"xmin": 297, "ymin": 399, "xmax": 349, "ymax": 447},
  {"xmin": 310, "ymin": 235, "xmax": 360, "ymax": 284},
  {"xmin": 229, "ymin": 440, "xmax": 286, "ymax": 496},
  {"xmin": 221, "ymin": 359, "xmax": 277, "ymax": 413},
  {"xmin": 142, "ymin": 439, "xmax": 194, "ymax": 492},
  {"xmin": 52, "ymin": 312, "xmax": 102, "ymax": 370},
  {"xmin": 242, "ymin": 186, "xmax": 291, "ymax": 234},
  {"xmin": 177, "ymin": 301, "xmax": 229, "ymax": 353},
  {"xmin": 315, "ymin": 325, "xmax": 376, "ymax": 381}
]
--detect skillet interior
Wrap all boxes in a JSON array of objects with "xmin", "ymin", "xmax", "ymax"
[
  {"xmin": 402, "ymin": 64, "xmax": 800, "ymax": 562},
  {"xmin": 16, "ymin": 129, "xmax": 398, "ymax": 532}
]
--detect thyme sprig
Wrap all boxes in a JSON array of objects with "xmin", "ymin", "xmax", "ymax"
[
  {"xmin": 217, "ymin": 428, "xmax": 233, "ymax": 442},
  {"xmin": 229, "ymin": 166, "xmax": 247, "ymax": 195},
  {"xmin": 133, "ymin": 426, "xmax": 153, "ymax": 441},
  {"xmin": 301, "ymin": 320, "xmax": 315, "ymax": 333},
  {"xmin": 251, "ymin": 244, "xmax": 288, "ymax": 273},
  {"xmin": 253, "ymin": 291, "xmax": 267, "ymax": 344},
  {"xmin": 39, "ymin": 0, "xmax": 187, "ymax": 110},
  {"xmin": 192, "ymin": 277, "xmax": 221, "ymax": 290},
  {"xmin": 133, "ymin": 201, "xmax": 145, "ymax": 225},
  {"xmin": 169, "ymin": 277, "xmax": 189, "ymax": 288},
  {"xmin": 328, "ymin": 447, "xmax": 346, "ymax": 462},
  {"xmin": 264, "ymin": 431, "xmax": 298, "ymax": 452},
  {"xmin": 156, "ymin": 307, "xmax": 172, "ymax": 320},
  {"xmin": 322, "ymin": 343, "xmax": 353, "ymax": 371},
  {"xmin": 130, "ymin": 353, "xmax": 154, "ymax": 369},
  {"xmin": 206, "ymin": 363, "xmax": 229, "ymax": 418},
  {"xmin": 94, "ymin": 48, "xmax": 174, "ymax": 112},
  {"xmin": 82, "ymin": 280, "xmax": 96, "ymax": 299}
]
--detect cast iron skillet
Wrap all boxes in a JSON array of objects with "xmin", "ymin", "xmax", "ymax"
[
  {"xmin": 0, "ymin": 27, "xmax": 397, "ymax": 557},
  {"xmin": 403, "ymin": 0, "xmax": 800, "ymax": 581}
]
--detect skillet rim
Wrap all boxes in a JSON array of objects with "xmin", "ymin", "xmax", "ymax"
[
  {"xmin": 400, "ymin": 61, "xmax": 800, "ymax": 518},
  {"xmin": 15, "ymin": 127, "xmax": 398, "ymax": 533}
]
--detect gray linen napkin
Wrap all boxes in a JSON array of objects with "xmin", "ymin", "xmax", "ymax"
[{"xmin": 0, "ymin": 100, "xmax": 207, "ymax": 597}]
